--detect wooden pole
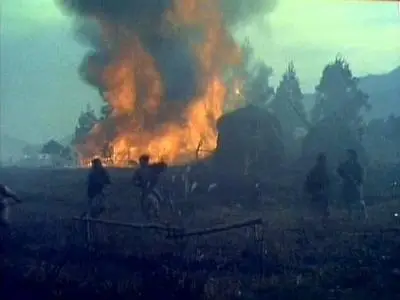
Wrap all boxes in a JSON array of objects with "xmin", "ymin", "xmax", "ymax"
[{"xmin": 195, "ymin": 140, "xmax": 203, "ymax": 160}]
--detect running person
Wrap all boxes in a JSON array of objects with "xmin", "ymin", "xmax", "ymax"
[
  {"xmin": 132, "ymin": 154, "xmax": 167, "ymax": 220},
  {"xmin": 337, "ymin": 149, "xmax": 365, "ymax": 219},
  {"xmin": 85, "ymin": 158, "xmax": 111, "ymax": 218},
  {"xmin": 0, "ymin": 184, "xmax": 22, "ymax": 227}
]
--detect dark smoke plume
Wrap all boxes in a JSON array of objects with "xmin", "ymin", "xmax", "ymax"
[
  {"xmin": 61, "ymin": 0, "xmax": 276, "ymax": 27},
  {"xmin": 221, "ymin": 0, "xmax": 277, "ymax": 27},
  {"xmin": 59, "ymin": 0, "xmax": 276, "ymax": 104}
]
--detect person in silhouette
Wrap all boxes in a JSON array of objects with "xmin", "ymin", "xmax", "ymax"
[
  {"xmin": 0, "ymin": 184, "xmax": 22, "ymax": 227},
  {"xmin": 86, "ymin": 158, "xmax": 111, "ymax": 218},
  {"xmin": 304, "ymin": 153, "xmax": 331, "ymax": 219},
  {"xmin": 337, "ymin": 149, "xmax": 365, "ymax": 218},
  {"xmin": 132, "ymin": 154, "xmax": 167, "ymax": 220}
]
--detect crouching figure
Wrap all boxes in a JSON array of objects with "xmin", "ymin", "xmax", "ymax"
[{"xmin": 0, "ymin": 184, "xmax": 22, "ymax": 227}]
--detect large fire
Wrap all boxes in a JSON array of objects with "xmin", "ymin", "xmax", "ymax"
[{"xmin": 77, "ymin": 0, "xmax": 242, "ymax": 166}]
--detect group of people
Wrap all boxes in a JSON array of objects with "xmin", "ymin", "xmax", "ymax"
[
  {"xmin": 304, "ymin": 149, "xmax": 365, "ymax": 219},
  {"xmin": 1, "ymin": 149, "xmax": 366, "ymax": 227},
  {"xmin": 87, "ymin": 148, "xmax": 365, "ymax": 221},
  {"xmin": 86, "ymin": 154, "xmax": 167, "ymax": 219},
  {"xmin": 0, "ymin": 154, "xmax": 167, "ymax": 227}
]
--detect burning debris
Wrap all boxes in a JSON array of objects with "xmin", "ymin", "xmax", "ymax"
[{"xmin": 59, "ymin": 0, "xmax": 276, "ymax": 166}]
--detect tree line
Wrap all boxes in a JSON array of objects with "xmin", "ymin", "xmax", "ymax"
[{"xmin": 72, "ymin": 40, "xmax": 399, "ymax": 163}]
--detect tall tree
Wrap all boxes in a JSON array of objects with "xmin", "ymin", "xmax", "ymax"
[
  {"xmin": 41, "ymin": 140, "xmax": 65, "ymax": 156},
  {"xmin": 98, "ymin": 89, "xmax": 113, "ymax": 120},
  {"xmin": 225, "ymin": 38, "xmax": 274, "ymax": 108},
  {"xmin": 311, "ymin": 56, "xmax": 370, "ymax": 126},
  {"xmin": 73, "ymin": 103, "xmax": 98, "ymax": 144},
  {"xmin": 245, "ymin": 63, "xmax": 274, "ymax": 105},
  {"xmin": 100, "ymin": 102, "xmax": 113, "ymax": 120},
  {"xmin": 269, "ymin": 62, "xmax": 308, "ymax": 139},
  {"xmin": 225, "ymin": 38, "xmax": 254, "ymax": 109}
]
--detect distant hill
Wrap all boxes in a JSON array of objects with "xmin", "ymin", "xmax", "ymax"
[
  {"xmin": 0, "ymin": 133, "xmax": 75, "ymax": 164},
  {"xmin": 0, "ymin": 134, "xmax": 30, "ymax": 162},
  {"xmin": 360, "ymin": 66, "xmax": 400, "ymax": 119},
  {"xmin": 301, "ymin": 66, "xmax": 400, "ymax": 120}
]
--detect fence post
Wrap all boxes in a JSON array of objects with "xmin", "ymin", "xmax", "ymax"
[
  {"xmin": 254, "ymin": 222, "xmax": 265, "ymax": 279},
  {"xmin": 85, "ymin": 216, "xmax": 92, "ymax": 244}
]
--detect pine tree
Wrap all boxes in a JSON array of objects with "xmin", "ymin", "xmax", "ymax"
[
  {"xmin": 225, "ymin": 38, "xmax": 254, "ymax": 109},
  {"xmin": 98, "ymin": 89, "xmax": 113, "ymax": 120},
  {"xmin": 73, "ymin": 103, "xmax": 98, "ymax": 144},
  {"xmin": 311, "ymin": 56, "xmax": 370, "ymax": 126},
  {"xmin": 226, "ymin": 38, "xmax": 274, "ymax": 107},
  {"xmin": 269, "ymin": 62, "xmax": 308, "ymax": 140},
  {"xmin": 100, "ymin": 103, "xmax": 113, "ymax": 120},
  {"xmin": 245, "ymin": 63, "xmax": 274, "ymax": 105}
]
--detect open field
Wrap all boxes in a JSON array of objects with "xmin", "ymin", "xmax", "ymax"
[{"xmin": 1, "ymin": 167, "xmax": 400, "ymax": 299}]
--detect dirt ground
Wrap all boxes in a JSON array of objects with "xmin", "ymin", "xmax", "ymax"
[{"xmin": 1, "ymin": 167, "xmax": 400, "ymax": 299}]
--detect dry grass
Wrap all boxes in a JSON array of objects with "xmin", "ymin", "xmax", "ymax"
[{"xmin": 1, "ymin": 167, "xmax": 400, "ymax": 299}]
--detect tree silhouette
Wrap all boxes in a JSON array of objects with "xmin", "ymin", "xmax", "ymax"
[
  {"xmin": 60, "ymin": 146, "xmax": 74, "ymax": 162},
  {"xmin": 100, "ymin": 102, "xmax": 113, "ymax": 120},
  {"xmin": 225, "ymin": 38, "xmax": 254, "ymax": 108},
  {"xmin": 269, "ymin": 62, "xmax": 308, "ymax": 140},
  {"xmin": 245, "ymin": 63, "xmax": 274, "ymax": 105},
  {"xmin": 41, "ymin": 140, "xmax": 65, "ymax": 156},
  {"xmin": 73, "ymin": 103, "xmax": 98, "ymax": 144},
  {"xmin": 311, "ymin": 56, "xmax": 370, "ymax": 127},
  {"xmin": 225, "ymin": 38, "xmax": 274, "ymax": 107},
  {"xmin": 97, "ymin": 88, "xmax": 113, "ymax": 120}
]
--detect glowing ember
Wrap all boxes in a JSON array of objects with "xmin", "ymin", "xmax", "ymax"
[{"xmin": 77, "ymin": 0, "xmax": 242, "ymax": 166}]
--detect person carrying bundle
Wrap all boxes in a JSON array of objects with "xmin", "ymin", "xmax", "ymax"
[
  {"xmin": 85, "ymin": 158, "xmax": 111, "ymax": 218},
  {"xmin": 132, "ymin": 154, "xmax": 167, "ymax": 220}
]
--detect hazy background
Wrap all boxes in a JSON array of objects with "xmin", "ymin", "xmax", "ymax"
[{"xmin": 1, "ymin": 0, "xmax": 399, "ymax": 145}]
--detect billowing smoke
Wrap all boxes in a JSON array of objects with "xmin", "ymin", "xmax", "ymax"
[
  {"xmin": 57, "ymin": 0, "xmax": 277, "ymax": 163},
  {"xmin": 60, "ymin": 0, "xmax": 276, "ymax": 103},
  {"xmin": 67, "ymin": 0, "xmax": 200, "ymax": 103},
  {"xmin": 61, "ymin": 0, "xmax": 276, "ymax": 26}
]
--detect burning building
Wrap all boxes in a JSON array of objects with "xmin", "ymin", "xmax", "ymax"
[{"xmin": 60, "ymin": 0, "xmax": 276, "ymax": 166}]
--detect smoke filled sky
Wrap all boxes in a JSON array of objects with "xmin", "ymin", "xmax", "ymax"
[{"xmin": 1, "ymin": 0, "xmax": 399, "ymax": 144}]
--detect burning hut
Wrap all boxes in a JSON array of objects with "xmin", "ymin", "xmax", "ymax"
[
  {"xmin": 61, "ymin": 0, "xmax": 277, "ymax": 167},
  {"xmin": 213, "ymin": 105, "xmax": 284, "ymax": 177}
]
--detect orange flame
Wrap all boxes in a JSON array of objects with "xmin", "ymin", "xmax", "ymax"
[{"xmin": 78, "ymin": 0, "xmax": 242, "ymax": 167}]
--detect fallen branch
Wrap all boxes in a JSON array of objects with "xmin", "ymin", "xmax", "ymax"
[
  {"xmin": 169, "ymin": 218, "xmax": 263, "ymax": 239},
  {"xmin": 72, "ymin": 217, "xmax": 181, "ymax": 232}
]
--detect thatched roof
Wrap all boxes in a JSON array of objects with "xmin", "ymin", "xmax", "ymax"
[
  {"xmin": 217, "ymin": 105, "xmax": 281, "ymax": 134},
  {"xmin": 213, "ymin": 105, "xmax": 284, "ymax": 176}
]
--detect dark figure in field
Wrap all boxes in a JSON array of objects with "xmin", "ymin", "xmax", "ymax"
[
  {"xmin": 132, "ymin": 154, "xmax": 167, "ymax": 220},
  {"xmin": 304, "ymin": 153, "xmax": 330, "ymax": 218},
  {"xmin": 0, "ymin": 184, "xmax": 22, "ymax": 227},
  {"xmin": 86, "ymin": 158, "xmax": 111, "ymax": 218},
  {"xmin": 337, "ymin": 149, "xmax": 365, "ymax": 218}
]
